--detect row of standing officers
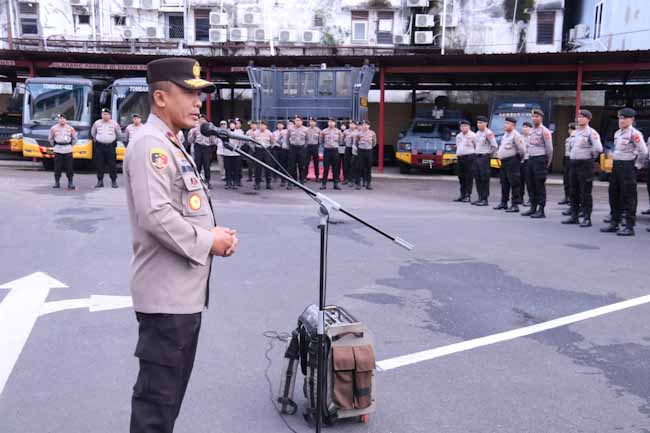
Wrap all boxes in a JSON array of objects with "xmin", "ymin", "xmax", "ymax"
[{"xmin": 455, "ymin": 107, "xmax": 648, "ymax": 236}]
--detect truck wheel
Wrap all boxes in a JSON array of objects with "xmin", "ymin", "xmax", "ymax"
[
  {"xmin": 598, "ymin": 171, "xmax": 609, "ymax": 182},
  {"xmin": 399, "ymin": 163, "xmax": 411, "ymax": 174},
  {"xmin": 42, "ymin": 159, "xmax": 54, "ymax": 171}
]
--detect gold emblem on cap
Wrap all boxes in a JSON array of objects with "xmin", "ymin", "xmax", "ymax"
[{"xmin": 193, "ymin": 62, "xmax": 201, "ymax": 79}]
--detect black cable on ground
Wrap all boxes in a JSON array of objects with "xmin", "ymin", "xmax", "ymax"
[{"xmin": 263, "ymin": 331, "xmax": 300, "ymax": 433}]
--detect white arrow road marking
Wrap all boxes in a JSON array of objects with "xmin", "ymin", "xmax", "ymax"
[
  {"xmin": 38, "ymin": 295, "xmax": 132, "ymax": 316},
  {"xmin": 0, "ymin": 272, "xmax": 67, "ymax": 395},
  {"xmin": 377, "ymin": 294, "xmax": 650, "ymax": 372}
]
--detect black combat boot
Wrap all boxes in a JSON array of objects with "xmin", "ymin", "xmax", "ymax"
[
  {"xmin": 521, "ymin": 205, "xmax": 537, "ymax": 217},
  {"xmin": 475, "ymin": 199, "xmax": 488, "ymax": 207},
  {"xmin": 617, "ymin": 226, "xmax": 635, "ymax": 236},
  {"xmin": 531, "ymin": 206, "xmax": 546, "ymax": 219},
  {"xmin": 53, "ymin": 179, "xmax": 61, "ymax": 189},
  {"xmin": 493, "ymin": 202, "xmax": 507, "ymax": 210},
  {"xmin": 67, "ymin": 179, "xmax": 76, "ymax": 190},
  {"xmin": 562, "ymin": 215, "xmax": 579, "ymax": 224},
  {"xmin": 94, "ymin": 179, "xmax": 104, "ymax": 188},
  {"xmin": 600, "ymin": 222, "xmax": 619, "ymax": 233},
  {"xmin": 558, "ymin": 197, "xmax": 570, "ymax": 205},
  {"xmin": 641, "ymin": 209, "xmax": 650, "ymax": 215},
  {"xmin": 505, "ymin": 205, "xmax": 519, "ymax": 213},
  {"xmin": 111, "ymin": 179, "xmax": 118, "ymax": 188},
  {"xmin": 580, "ymin": 217, "xmax": 592, "ymax": 227}
]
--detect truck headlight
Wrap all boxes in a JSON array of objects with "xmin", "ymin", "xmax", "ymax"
[
  {"xmin": 398, "ymin": 142, "xmax": 411, "ymax": 151},
  {"xmin": 11, "ymin": 133, "xmax": 23, "ymax": 140}
]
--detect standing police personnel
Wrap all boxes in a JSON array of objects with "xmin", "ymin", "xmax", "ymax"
[
  {"xmin": 495, "ymin": 117, "xmax": 526, "ymax": 212},
  {"xmin": 519, "ymin": 121, "xmax": 532, "ymax": 208},
  {"xmin": 562, "ymin": 110, "xmax": 602, "ymax": 228},
  {"xmin": 601, "ymin": 108, "xmax": 648, "ymax": 236},
  {"xmin": 245, "ymin": 121, "xmax": 258, "ymax": 182},
  {"xmin": 188, "ymin": 114, "xmax": 217, "ymax": 189},
  {"xmin": 523, "ymin": 109, "xmax": 553, "ymax": 219},
  {"xmin": 254, "ymin": 120, "xmax": 275, "ymax": 190},
  {"xmin": 91, "ymin": 108, "xmax": 122, "ymax": 188},
  {"xmin": 216, "ymin": 120, "xmax": 227, "ymax": 181},
  {"xmin": 48, "ymin": 114, "xmax": 77, "ymax": 190},
  {"xmin": 124, "ymin": 114, "xmax": 144, "ymax": 147},
  {"xmin": 273, "ymin": 121, "xmax": 289, "ymax": 187},
  {"xmin": 287, "ymin": 116, "xmax": 308, "ymax": 189},
  {"xmin": 473, "ymin": 115, "xmax": 497, "ymax": 206},
  {"xmin": 320, "ymin": 117, "xmax": 343, "ymax": 190},
  {"xmin": 343, "ymin": 120, "xmax": 358, "ymax": 186},
  {"xmin": 124, "ymin": 58, "xmax": 239, "ymax": 433},
  {"xmin": 306, "ymin": 117, "xmax": 321, "ymax": 182},
  {"xmin": 559, "ymin": 123, "xmax": 575, "ymax": 207},
  {"xmin": 355, "ymin": 120, "xmax": 377, "ymax": 190},
  {"xmin": 223, "ymin": 120, "xmax": 242, "ymax": 190},
  {"xmin": 234, "ymin": 118, "xmax": 245, "ymax": 186},
  {"xmin": 454, "ymin": 119, "xmax": 476, "ymax": 202}
]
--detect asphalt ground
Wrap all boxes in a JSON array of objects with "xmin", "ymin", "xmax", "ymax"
[{"xmin": 1, "ymin": 159, "xmax": 650, "ymax": 433}]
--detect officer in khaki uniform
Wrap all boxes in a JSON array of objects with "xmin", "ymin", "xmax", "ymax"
[
  {"xmin": 355, "ymin": 120, "xmax": 377, "ymax": 190},
  {"xmin": 287, "ymin": 115, "xmax": 308, "ymax": 188},
  {"xmin": 454, "ymin": 119, "xmax": 476, "ymax": 202},
  {"xmin": 320, "ymin": 117, "xmax": 343, "ymax": 190},
  {"xmin": 305, "ymin": 117, "xmax": 321, "ymax": 182},
  {"xmin": 124, "ymin": 58, "xmax": 239, "ymax": 433},
  {"xmin": 48, "ymin": 113, "xmax": 77, "ymax": 189},
  {"xmin": 91, "ymin": 108, "xmax": 122, "ymax": 188},
  {"xmin": 254, "ymin": 120, "xmax": 275, "ymax": 190}
]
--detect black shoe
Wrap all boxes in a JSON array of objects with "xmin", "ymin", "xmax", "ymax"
[
  {"xmin": 247, "ymin": 178, "xmax": 253, "ymax": 182},
  {"xmin": 558, "ymin": 198, "xmax": 570, "ymax": 205},
  {"xmin": 521, "ymin": 206, "xmax": 537, "ymax": 217},
  {"xmin": 111, "ymin": 180, "xmax": 118, "ymax": 188},
  {"xmin": 522, "ymin": 200, "xmax": 531, "ymax": 207},
  {"xmin": 453, "ymin": 196, "xmax": 464, "ymax": 202},
  {"xmin": 617, "ymin": 227, "xmax": 635, "ymax": 236},
  {"xmin": 600, "ymin": 223, "xmax": 619, "ymax": 233},
  {"xmin": 460, "ymin": 197, "xmax": 470, "ymax": 203},
  {"xmin": 94, "ymin": 180, "xmax": 104, "ymax": 188},
  {"xmin": 493, "ymin": 203, "xmax": 507, "ymax": 210},
  {"xmin": 505, "ymin": 205, "xmax": 519, "ymax": 213},
  {"xmin": 642, "ymin": 209, "xmax": 650, "ymax": 215},
  {"xmin": 287, "ymin": 185, "xmax": 292, "ymax": 190},
  {"xmin": 254, "ymin": 184, "xmax": 261, "ymax": 190},
  {"xmin": 333, "ymin": 184, "xmax": 341, "ymax": 190},
  {"xmin": 355, "ymin": 185, "xmax": 361, "ymax": 190},
  {"xmin": 646, "ymin": 227, "xmax": 650, "ymax": 232},
  {"xmin": 266, "ymin": 184, "xmax": 273, "ymax": 190},
  {"xmin": 562, "ymin": 209, "xmax": 573, "ymax": 216},
  {"xmin": 320, "ymin": 184, "xmax": 327, "ymax": 190},
  {"xmin": 603, "ymin": 215, "xmax": 612, "ymax": 224},
  {"xmin": 580, "ymin": 218, "xmax": 592, "ymax": 228},
  {"xmin": 562, "ymin": 216, "xmax": 579, "ymax": 224},
  {"xmin": 366, "ymin": 185, "xmax": 373, "ymax": 190},
  {"xmin": 475, "ymin": 200, "xmax": 488, "ymax": 207},
  {"xmin": 67, "ymin": 181, "xmax": 75, "ymax": 190},
  {"xmin": 207, "ymin": 182, "xmax": 212, "ymax": 190},
  {"xmin": 52, "ymin": 181, "xmax": 60, "ymax": 189},
  {"xmin": 530, "ymin": 207, "xmax": 546, "ymax": 219}
]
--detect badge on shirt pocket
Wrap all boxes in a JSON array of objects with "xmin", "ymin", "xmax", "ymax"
[{"xmin": 182, "ymin": 190, "xmax": 209, "ymax": 216}]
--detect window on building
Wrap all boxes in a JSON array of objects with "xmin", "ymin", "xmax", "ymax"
[
  {"xmin": 336, "ymin": 71, "xmax": 351, "ymax": 96},
  {"xmin": 313, "ymin": 14, "xmax": 324, "ymax": 28},
  {"xmin": 114, "ymin": 16, "xmax": 127, "ymax": 26},
  {"xmin": 167, "ymin": 14, "xmax": 185, "ymax": 40},
  {"xmin": 377, "ymin": 11, "xmax": 394, "ymax": 45},
  {"xmin": 594, "ymin": 2, "xmax": 604, "ymax": 39},
  {"xmin": 318, "ymin": 72, "xmax": 334, "ymax": 96},
  {"xmin": 194, "ymin": 9, "xmax": 210, "ymax": 42},
  {"xmin": 283, "ymin": 72, "xmax": 298, "ymax": 96},
  {"xmin": 18, "ymin": 2, "xmax": 39, "ymax": 36},
  {"xmin": 536, "ymin": 11, "xmax": 555, "ymax": 45},
  {"xmin": 77, "ymin": 14, "xmax": 90, "ymax": 25},
  {"xmin": 302, "ymin": 72, "xmax": 317, "ymax": 97},
  {"xmin": 351, "ymin": 11, "xmax": 369, "ymax": 43}
]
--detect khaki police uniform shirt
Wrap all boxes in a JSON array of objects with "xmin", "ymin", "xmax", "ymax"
[
  {"xmin": 91, "ymin": 119, "xmax": 121, "ymax": 144},
  {"xmin": 306, "ymin": 126, "xmax": 321, "ymax": 145},
  {"xmin": 124, "ymin": 123, "xmax": 143, "ymax": 146},
  {"xmin": 497, "ymin": 129, "xmax": 526, "ymax": 160},
  {"xmin": 48, "ymin": 124, "xmax": 77, "ymax": 154},
  {"xmin": 288, "ymin": 125, "xmax": 308, "ymax": 146},
  {"xmin": 124, "ymin": 113, "xmax": 216, "ymax": 314},
  {"xmin": 343, "ymin": 128, "xmax": 358, "ymax": 148},
  {"xmin": 528, "ymin": 125, "xmax": 553, "ymax": 159},
  {"xmin": 571, "ymin": 126, "xmax": 603, "ymax": 160},
  {"xmin": 565, "ymin": 133, "xmax": 574, "ymax": 158},
  {"xmin": 320, "ymin": 127, "xmax": 343, "ymax": 149},
  {"xmin": 256, "ymin": 129, "xmax": 274, "ymax": 148},
  {"xmin": 188, "ymin": 125, "xmax": 215, "ymax": 147},
  {"xmin": 455, "ymin": 131, "xmax": 477, "ymax": 156},
  {"xmin": 273, "ymin": 129, "xmax": 288, "ymax": 149},
  {"xmin": 475, "ymin": 128, "xmax": 497, "ymax": 155},
  {"xmin": 356, "ymin": 129, "xmax": 377, "ymax": 150},
  {"xmin": 614, "ymin": 126, "xmax": 647, "ymax": 168}
]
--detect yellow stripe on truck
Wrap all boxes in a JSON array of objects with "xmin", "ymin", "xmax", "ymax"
[
  {"xmin": 73, "ymin": 140, "xmax": 93, "ymax": 160},
  {"xmin": 395, "ymin": 151, "xmax": 411, "ymax": 165},
  {"xmin": 22, "ymin": 142, "xmax": 43, "ymax": 159},
  {"xmin": 10, "ymin": 138, "xmax": 23, "ymax": 153},
  {"xmin": 116, "ymin": 145, "xmax": 125, "ymax": 161},
  {"xmin": 442, "ymin": 153, "xmax": 457, "ymax": 167}
]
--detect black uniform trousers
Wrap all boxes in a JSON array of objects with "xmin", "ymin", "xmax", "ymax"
[
  {"xmin": 609, "ymin": 160, "xmax": 638, "ymax": 227},
  {"xmin": 193, "ymin": 145, "xmax": 214, "ymax": 183},
  {"xmin": 562, "ymin": 156, "xmax": 571, "ymax": 199},
  {"xmin": 322, "ymin": 148, "xmax": 341, "ymax": 185},
  {"xmin": 344, "ymin": 147, "xmax": 354, "ymax": 182},
  {"xmin": 254, "ymin": 147, "xmax": 272, "ymax": 186},
  {"xmin": 356, "ymin": 148, "xmax": 373, "ymax": 186},
  {"xmin": 526, "ymin": 155, "xmax": 548, "ymax": 207},
  {"xmin": 53, "ymin": 151, "xmax": 74, "ymax": 181},
  {"xmin": 456, "ymin": 154, "xmax": 475, "ymax": 199},
  {"xmin": 570, "ymin": 159, "xmax": 593, "ymax": 218},
  {"xmin": 276, "ymin": 148, "xmax": 290, "ymax": 184},
  {"xmin": 473, "ymin": 154, "xmax": 491, "ymax": 201},
  {"xmin": 224, "ymin": 155, "xmax": 241, "ymax": 186},
  {"xmin": 289, "ymin": 145, "xmax": 307, "ymax": 183},
  {"xmin": 95, "ymin": 141, "xmax": 117, "ymax": 181},
  {"xmin": 519, "ymin": 160, "xmax": 528, "ymax": 203},
  {"xmin": 130, "ymin": 312, "xmax": 202, "ymax": 433},
  {"xmin": 306, "ymin": 144, "xmax": 320, "ymax": 181},
  {"xmin": 499, "ymin": 156, "xmax": 522, "ymax": 205}
]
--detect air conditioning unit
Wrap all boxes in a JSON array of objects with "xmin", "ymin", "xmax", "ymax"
[
  {"xmin": 124, "ymin": 0, "xmax": 139, "ymax": 7},
  {"xmin": 252, "ymin": 28, "xmax": 266, "ymax": 42},
  {"xmin": 575, "ymin": 23, "xmax": 589, "ymax": 39},
  {"xmin": 302, "ymin": 30, "xmax": 321, "ymax": 44},
  {"xmin": 209, "ymin": 12, "xmax": 228, "ymax": 26},
  {"xmin": 278, "ymin": 29, "xmax": 297, "ymax": 43},
  {"xmin": 407, "ymin": 0, "xmax": 429, "ymax": 7},
  {"xmin": 70, "ymin": 0, "xmax": 89, "ymax": 6},
  {"xmin": 414, "ymin": 31, "xmax": 433, "ymax": 45},
  {"xmin": 229, "ymin": 27, "xmax": 247, "ymax": 42},
  {"xmin": 393, "ymin": 34, "xmax": 407, "ymax": 45},
  {"xmin": 209, "ymin": 28, "xmax": 227, "ymax": 43},
  {"xmin": 145, "ymin": 26, "xmax": 159, "ymax": 38},
  {"xmin": 141, "ymin": 0, "xmax": 160, "ymax": 10},
  {"xmin": 239, "ymin": 12, "xmax": 261, "ymax": 26},
  {"xmin": 415, "ymin": 14, "xmax": 435, "ymax": 27},
  {"xmin": 121, "ymin": 27, "xmax": 141, "ymax": 39}
]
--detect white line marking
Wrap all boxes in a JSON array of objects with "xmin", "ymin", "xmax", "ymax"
[
  {"xmin": 39, "ymin": 298, "xmax": 90, "ymax": 316},
  {"xmin": 376, "ymin": 294, "xmax": 650, "ymax": 372}
]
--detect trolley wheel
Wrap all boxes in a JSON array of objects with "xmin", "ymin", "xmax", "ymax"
[{"xmin": 359, "ymin": 414, "xmax": 369, "ymax": 423}]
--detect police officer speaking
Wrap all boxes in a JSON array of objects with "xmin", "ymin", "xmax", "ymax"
[
  {"xmin": 92, "ymin": 108, "xmax": 122, "ymax": 188},
  {"xmin": 49, "ymin": 113, "xmax": 77, "ymax": 190},
  {"xmin": 124, "ymin": 57, "xmax": 239, "ymax": 433}
]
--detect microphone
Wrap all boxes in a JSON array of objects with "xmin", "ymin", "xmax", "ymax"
[{"xmin": 200, "ymin": 122, "xmax": 252, "ymax": 143}]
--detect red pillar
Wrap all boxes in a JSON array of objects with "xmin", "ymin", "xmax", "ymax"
[
  {"xmin": 378, "ymin": 66, "xmax": 385, "ymax": 174},
  {"xmin": 575, "ymin": 64, "xmax": 583, "ymax": 118},
  {"xmin": 206, "ymin": 66, "xmax": 213, "ymax": 121}
]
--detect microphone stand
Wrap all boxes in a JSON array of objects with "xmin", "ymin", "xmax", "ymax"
[{"xmin": 216, "ymin": 128, "xmax": 413, "ymax": 433}]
